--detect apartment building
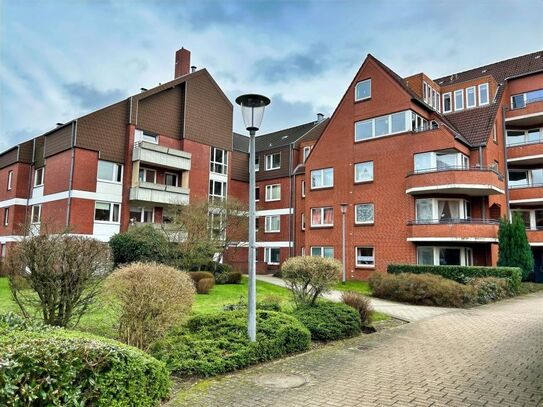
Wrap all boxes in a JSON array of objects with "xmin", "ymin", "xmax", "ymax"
[{"xmin": 0, "ymin": 48, "xmax": 234, "ymax": 257}]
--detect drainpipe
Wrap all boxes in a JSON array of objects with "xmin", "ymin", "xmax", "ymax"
[
  {"xmin": 288, "ymin": 143, "xmax": 294, "ymax": 257},
  {"xmin": 478, "ymin": 145, "xmax": 486, "ymax": 221},
  {"xmin": 66, "ymin": 121, "xmax": 77, "ymax": 227},
  {"xmin": 501, "ymin": 106, "xmax": 511, "ymax": 220},
  {"xmin": 24, "ymin": 141, "xmax": 36, "ymax": 234}
]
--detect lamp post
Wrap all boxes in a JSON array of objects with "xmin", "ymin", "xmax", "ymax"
[
  {"xmin": 340, "ymin": 203, "xmax": 348, "ymax": 285},
  {"xmin": 235, "ymin": 94, "xmax": 271, "ymax": 342}
]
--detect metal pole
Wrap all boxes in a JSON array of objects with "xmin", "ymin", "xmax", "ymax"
[
  {"xmin": 342, "ymin": 209, "xmax": 346, "ymax": 284},
  {"xmin": 248, "ymin": 129, "xmax": 257, "ymax": 341}
]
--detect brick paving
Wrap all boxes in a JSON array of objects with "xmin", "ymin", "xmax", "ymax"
[{"xmin": 170, "ymin": 292, "xmax": 543, "ymax": 407}]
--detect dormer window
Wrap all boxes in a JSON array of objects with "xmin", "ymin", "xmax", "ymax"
[
  {"xmin": 478, "ymin": 83, "xmax": 489, "ymax": 106},
  {"xmin": 466, "ymin": 87, "xmax": 476, "ymax": 108},
  {"xmin": 443, "ymin": 93, "xmax": 452, "ymax": 113},
  {"xmin": 355, "ymin": 79, "xmax": 371, "ymax": 101},
  {"xmin": 454, "ymin": 89, "xmax": 464, "ymax": 111}
]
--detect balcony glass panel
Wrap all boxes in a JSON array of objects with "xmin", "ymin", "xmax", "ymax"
[{"xmin": 509, "ymin": 171, "xmax": 529, "ymax": 187}]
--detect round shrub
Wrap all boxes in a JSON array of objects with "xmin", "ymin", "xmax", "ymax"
[
  {"xmin": 188, "ymin": 271, "xmax": 214, "ymax": 283},
  {"xmin": 292, "ymin": 301, "xmax": 362, "ymax": 341},
  {"xmin": 216, "ymin": 271, "xmax": 243, "ymax": 284},
  {"xmin": 341, "ymin": 291, "xmax": 373, "ymax": 326},
  {"xmin": 467, "ymin": 277, "xmax": 511, "ymax": 304},
  {"xmin": 150, "ymin": 310, "xmax": 311, "ymax": 377},
  {"xmin": 105, "ymin": 262, "xmax": 195, "ymax": 350},
  {"xmin": 197, "ymin": 277, "xmax": 215, "ymax": 294},
  {"xmin": 0, "ymin": 313, "xmax": 170, "ymax": 406}
]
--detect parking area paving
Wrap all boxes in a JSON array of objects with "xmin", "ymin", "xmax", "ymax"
[{"xmin": 171, "ymin": 292, "xmax": 543, "ymax": 406}]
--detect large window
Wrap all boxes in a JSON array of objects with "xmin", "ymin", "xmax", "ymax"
[
  {"xmin": 466, "ymin": 86, "xmax": 476, "ymax": 108},
  {"xmin": 355, "ymin": 247, "xmax": 374, "ymax": 267},
  {"xmin": 454, "ymin": 89, "xmax": 464, "ymax": 111},
  {"xmin": 417, "ymin": 247, "xmax": 473, "ymax": 266},
  {"xmin": 478, "ymin": 83, "xmax": 489, "ymax": 106},
  {"xmin": 442, "ymin": 93, "xmax": 452, "ymax": 113},
  {"xmin": 311, "ymin": 207, "xmax": 333, "ymax": 227},
  {"xmin": 311, "ymin": 246, "xmax": 334, "ymax": 258},
  {"xmin": 512, "ymin": 208, "xmax": 543, "ymax": 230},
  {"xmin": 354, "ymin": 161, "xmax": 373, "ymax": 183},
  {"xmin": 355, "ymin": 79, "xmax": 371, "ymax": 101},
  {"xmin": 94, "ymin": 202, "xmax": 120, "ymax": 223},
  {"xmin": 311, "ymin": 168, "xmax": 333, "ymax": 189},
  {"xmin": 511, "ymin": 89, "xmax": 543, "ymax": 109},
  {"xmin": 31, "ymin": 205, "xmax": 41, "ymax": 224},
  {"xmin": 34, "ymin": 167, "xmax": 44, "ymax": 187},
  {"xmin": 415, "ymin": 198, "xmax": 470, "ymax": 223},
  {"xmin": 264, "ymin": 247, "xmax": 281, "ymax": 265},
  {"xmin": 209, "ymin": 180, "xmax": 227, "ymax": 203},
  {"xmin": 413, "ymin": 150, "xmax": 469, "ymax": 173},
  {"xmin": 265, "ymin": 184, "xmax": 281, "ymax": 201},
  {"xmin": 139, "ymin": 168, "xmax": 156, "ymax": 183},
  {"xmin": 265, "ymin": 215, "xmax": 280, "ymax": 233},
  {"xmin": 7, "ymin": 170, "xmax": 13, "ymax": 190},
  {"xmin": 129, "ymin": 207, "xmax": 154, "ymax": 223},
  {"xmin": 165, "ymin": 172, "xmax": 178, "ymax": 187},
  {"xmin": 355, "ymin": 203, "xmax": 374, "ymax": 224},
  {"xmin": 506, "ymin": 129, "xmax": 541, "ymax": 146},
  {"xmin": 98, "ymin": 160, "xmax": 122, "ymax": 183},
  {"xmin": 210, "ymin": 147, "xmax": 227, "ymax": 174},
  {"xmin": 265, "ymin": 153, "xmax": 281, "ymax": 171},
  {"xmin": 355, "ymin": 111, "xmax": 410, "ymax": 141},
  {"xmin": 509, "ymin": 169, "xmax": 543, "ymax": 188}
]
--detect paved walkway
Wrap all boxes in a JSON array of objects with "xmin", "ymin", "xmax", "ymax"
[
  {"xmin": 256, "ymin": 274, "xmax": 457, "ymax": 322},
  {"xmin": 171, "ymin": 292, "xmax": 543, "ymax": 406}
]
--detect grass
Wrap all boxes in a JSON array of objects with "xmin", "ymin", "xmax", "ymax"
[
  {"xmin": 334, "ymin": 280, "xmax": 372, "ymax": 295},
  {"xmin": 518, "ymin": 281, "xmax": 543, "ymax": 295}
]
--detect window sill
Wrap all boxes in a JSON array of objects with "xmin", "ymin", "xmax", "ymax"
[
  {"xmin": 310, "ymin": 186, "xmax": 333, "ymax": 191},
  {"xmin": 354, "ymin": 97, "xmax": 371, "ymax": 104},
  {"xmin": 264, "ymin": 230, "xmax": 281, "ymax": 234},
  {"xmin": 265, "ymin": 167, "xmax": 281, "ymax": 171},
  {"xmin": 355, "ymin": 265, "xmax": 375, "ymax": 269},
  {"xmin": 355, "ymin": 222, "xmax": 374, "ymax": 226},
  {"xmin": 310, "ymin": 225, "xmax": 334, "ymax": 229},
  {"xmin": 265, "ymin": 199, "xmax": 281, "ymax": 202},
  {"xmin": 94, "ymin": 220, "xmax": 121, "ymax": 225},
  {"xmin": 97, "ymin": 179, "xmax": 123, "ymax": 185},
  {"xmin": 354, "ymin": 180, "xmax": 373, "ymax": 185},
  {"xmin": 354, "ymin": 130, "xmax": 410, "ymax": 144}
]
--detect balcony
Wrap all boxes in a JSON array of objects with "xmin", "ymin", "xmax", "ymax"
[
  {"xmin": 507, "ymin": 140, "xmax": 543, "ymax": 165},
  {"xmin": 133, "ymin": 141, "xmax": 191, "ymax": 171},
  {"xmin": 407, "ymin": 219, "xmax": 499, "ymax": 243},
  {"xmin": 509, "ymin": 183, "xmax": 543, "ymax": 204},
  {"xmin": 505, "ymin": 98, "xmax": 543, "ymax": 127},
  {"xmin": 129, "ymin": 222, "xmax": 187, "ymax": 242},
  {"xmin": 129, "ymin": 181, "xmax": 190, "ymax": 205},
  {"xmin": 405, "ymin": 167, "xmax": 505, "ymax": 196}
]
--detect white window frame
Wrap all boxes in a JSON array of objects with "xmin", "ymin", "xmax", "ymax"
[
  {"xmin": 94, "ymin": 202, "xmax": 120, "ymax": 223},
  {"xmin": 417, "ymin": 246, "xmax": 473, "ymax": 266},
  {"xmin": 31, "ymin": 204, "xmax": 42, "ymax": 224},
  {"xmin": 255, "ymin": 186, "xmax": 260, "ymax": 202},
  {"xmin": 413, "ymin": 150, "xmax": 469, "ymax": 173},
  {"xmin": 164, "ymin": 172, "xmax": 179, "ymax": 187},
  {"xmin": 210, "ymin": 147, "xmax": 228, "ymax": 175},
  {"xmin": 139, "ymin": 167, "xmax": 157, "ymax": 184},
  {"xmin": 265, "ymin": 153, "xmax": 281, "ymax": 171},
  {"xmin": 311, "ymin": 207, "xmax": 334, "ymax": 227},
  {"xmin": 415, "ymin": 198, "xmax": 470, "ymax": 222},
  {"xmin": 466, "ymin": 86, "xmax": 476, "ymax": 109},
  {"xmin": 34, "ymin": 167, "xmax": 44, "ymax": 187},
  {"xmin": 355, "ymin": 246, "xmax": 375, "ymax": 268},
  {"xmin": 478, "ymin": 83, "xmax": 489, "ymax": 106},
  {"xmin": 301, "ymin": 213, "xmax": 305, "ymax": 230},
  {"xmin": 454, "ymin": 89, "xmax": 464, "ymax": 111},
  {"xmin": 255, "ymin": 155, "xmax": 260, "ymax": 172},
  {"xmin": 310, "ymin": 168, "xmax": 334, "ymax": 189},
  {"xmin": 355, "ymin": 203, "xmax": 374, "ymax": 225},
  {"xmin": 264, "ymin": 215, "xmax": 280, "ymax": 233},
  {"xmin": 265, "ymin": 184, "xmax": 281, "ymax": 202},
  {"xmin": 301, "ymin": 180, "xmax": 306, "ymax": 197},
  {"xmin": 129, "ymin": 206, "xmax": 154, "ymax": 223},
  {"xmin": 354, "ymin": 110, "xmax": 412, "ymax": 141},
  {"xmin": 303, "ymin": 146, "xmax": 312, "ymax": 162},
  {"xmin": 3, "ymin": 208, "xmax": 8, "ymax": 226},
  {"xmin": 7, "ymin": 170, "xmax": 13, "ymax": 190},
  {"xmin": 0, "ymin": 244, "xmax": 5, "ymax": 258},
  {"xmin": 209, "ymin": 179, "xmax": 227, "ymax": 203},
  {"xmin": 355, "ymin": 79, "xmax": 371, "ymax": 101},
  {"xmin": 354, "ymin": 161, "xmax": 374, "ymax": 183},
  {"xmin": 135, "ymin": 129, "xmax": 158, "ymax": 144},
  {"xmin": 264, "ymin": 247, "xmax": 281, "ymax": 265},
  {"xmin": 97, "ymin": 160, "xmax": 123, "ymax": 183},
  {"xmin": 310, "ymin": 246, "xmax": 334, "ymax": 258},
  {"xmin": 442, "ymin": 92, "xmax": 452, "ymax": 113}
]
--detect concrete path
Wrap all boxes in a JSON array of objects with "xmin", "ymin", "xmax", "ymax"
[
  {"xmin": 172, "ymin": 292, "xmax": 543, "ymax": 407},
  {"xmin": 255, "ymin": 274, "xmax": 457, "ymax": 322}
]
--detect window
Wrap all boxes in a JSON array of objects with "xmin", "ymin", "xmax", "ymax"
[
  {"xmin": 355, "ymin": 203, "xmax": 374, "ymax": 224},
  {"xmin": 255, "ymin": 218, "xmax": 259, "ymax": 232},
  {"xmin": 129, "ymin": 207, "xmax": 153, "ymax": 223},
  {"xmin": 413, "ymin": 150, "xmax": 468, "ymax": 173},
  {"xmin": 509, "ymin": 169, "xmax": 543, "ymax": 188},
  {"xmin": 98, "ymin": 161, "xmax": 122, "ymax": 182},
  {"xmin": 303, "ymin": 146, "xmax": 312, "ymax": 162},
  {"xmin": 301, "ymin": 180, "xmax": 306, "ymax": 197},
  {"xmin": 511, "ymin": 89, "xmax": 543, "ymax": 109},
  {"xmin": 423, "ymin": 82, "xmax": 429, "ymax": 104},
  {"xmin": 417, "ymin": 247, "xmax": 472, "ymax": 266},
  {"xmin": 415, "ymin": 198, "xmax": 470, "ymax": 223},
  {"xmin": 209, "ymin": 180, "xmax": 227, "ymax": 203},
  {"xmin": 301, "ymin": 213, "xmax": 305, "ymax": 230},
  {"xmin": 254, "ymin": 155, "xmax": 260, "ymax": 172},
  {"xmin": 31, "ymin": 205, "xmax": 41, "ymax": 224},
  {"xmin": 264, "ymin": 247, "xmax": 281, "ymax": 265},
  {"xmin": 265, "ymin": 153, "xmax": 281, "ymax": 170},
  {"xmin": 411, "ymin": 112, "xmax": 429, "ymax": 132},
  {"xmin": 265, "ymin": 215, "xmax": 280, "ymax": 233},
  {"xmin": 34, "ymin": 167, "xmax": 44, "ymax": 187},
  {"xmin": 355, "ymin": 110, "xmax": 410, "ymax": 141},
  {"xmin": 165, "ymin": 173, "xmax": 178, "ymax": 187},
  {"xmin": 0, "ymin": 244, "xmax": 5, "ymax": 258},
  {"xmin": 454, "ymin": 89, "xmax": 464, "ymax": 111},
  {"xmin": 355, "ymin": 79, "xmax": 371, "ymax": 101},
  {"xmin": 493, "ymin": 123, "xmax": 497, "ymax": 143},
  {"xmin": 255, "ymin": 186, "xmax": 260, "ymax": 201},
  {"xmin": 506, "ymin": 129, "xmax": 542, "ymax": 146},
  {"xmin": 466, "ymin": 86, "xmax": 476, "ymax": 108},
  {"xmin": 94, "ymin": 202, "xmax": 120, "ymax": 223},
  {"xmin": 356, "ymin": 247, "xmax": 374, "ymax": 267},
  {"xmin": 7, "ymin": 170, "xmax": 13, "ymax": 190},
  {"xmin": 3, "ymin": 208, "xmax": 8, "ymax": 226},
  {"xmin": 311, "ymin": 247, "xmax": 334, "ymax": 258},
  {"xmin": 478, "ymin": 83, "xmax": 489, "ymax": 106},
  {"xmin": 265, "ymin": 184, "xmax": 281, "ymax": 201},
  {"xmin": 210, "ymin": 147, "xmax": 228, "ymax": 174},
  {"xmin": 135, "ymin": 129, "xmax": 158, "ymax": 144},
  {"xmin": 139, "ymin": 168, "xmax": 156, "ymax": 183},
  {"xmin": 354, "ymin": 161, "xmax": 373, "ymax": 183},
  {"xmin": 512, "ymin": 208, "xmax": 543, "ymax": 230},
  {"xmin": 311, "ymin": 207, "xmax": 333, "ymax": 227},
  {"xmin": 311, "ymin": 168, "xmax": 333, "ymax": 189}
]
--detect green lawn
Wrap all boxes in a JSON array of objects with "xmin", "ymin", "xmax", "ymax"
[{"xmin": 333, "ymin": 280, "xmax": 372, "ymax": 295}]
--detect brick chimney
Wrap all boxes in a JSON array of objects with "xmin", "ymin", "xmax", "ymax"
[{"xmin": 174, "ymin": 48, "xmax": 191, "ymax": 78}]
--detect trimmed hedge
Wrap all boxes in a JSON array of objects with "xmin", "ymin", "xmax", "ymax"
[
  {"xmin": 150, "ymin": 310, "xmax": 310, "ymax": 377},
  {"xmin": 0, "ymin": 313, "xmax": 170, "ymax": 406},
  {"xmin": 215, "ymin": 271, "xmax": 243, "ymax": 284},
  {"xmin": 387, "ymin": 264, "xmax": 521, "ymax": 292},
  {"xmin": 292, "ymin": 301, "xmax": 361, "ymax": 341}
]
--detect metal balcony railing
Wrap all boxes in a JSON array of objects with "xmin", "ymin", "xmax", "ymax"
[
  {"xmin": 406, "ymin": 165, "xmax": 503, "ymax": 179},
  {"xmin": 509, "ymin": 95, "xmax": 543, "ymax": 111},
  {"xmin": 407, "ymin": 218, "xmax": 500, "ymax": 226}
]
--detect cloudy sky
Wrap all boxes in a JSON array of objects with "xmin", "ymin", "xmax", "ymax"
[{"xmin": 1, "ymin": 0, "xmax": 542, "ymax": 151}]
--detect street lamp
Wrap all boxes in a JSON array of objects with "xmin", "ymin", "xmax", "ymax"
[
  {"xmin": 340, "ymin": 203, "xmax": 348, "ymax": 285},
  {"xmin": 235, "ymin": 94, "xmax": 271, "ymax": 342}
]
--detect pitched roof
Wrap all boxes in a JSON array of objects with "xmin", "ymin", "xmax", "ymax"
[
  {"xmin": 443, "ymin": 101, "xmax": 501, "ymax": 146},
  {"xmin": 233, "ymin": 132, "xmax": 249, "ymax": 152}
]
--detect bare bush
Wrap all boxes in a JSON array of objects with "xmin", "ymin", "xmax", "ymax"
[
  {"xmin": 6, "ymin": 233, "xmax": 112, "ymax": 328},
  {"xmin": 105, "ymin": 262, "xmax": 195, "ymax": 350},
  {"xmin": 197, "ymin": 278, "xmax": 215, "ymax": 294},
  {"xmin": 341, "ymin": 291, "xmax": 373, "ymax": 326},
  {"xmin": 281, "ymin": 256, "xmax": 340, "ymax": 306}
]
